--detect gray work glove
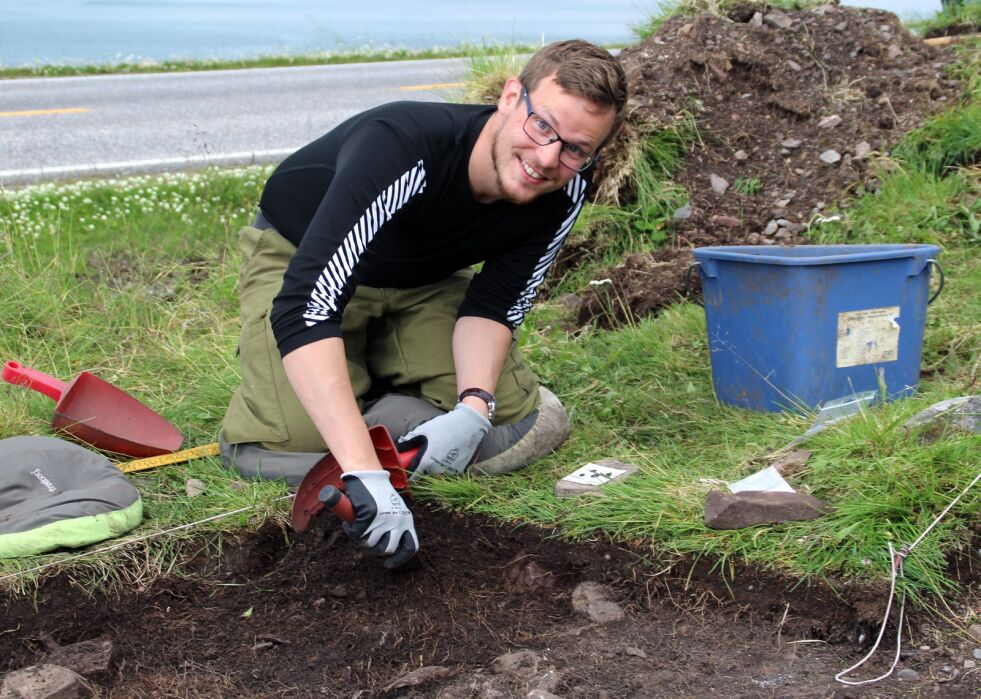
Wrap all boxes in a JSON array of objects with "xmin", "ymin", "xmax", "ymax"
[
  {"xmin": 341, "ymin": 470, "xmax": 419, "ymax": 570},
  {"xmin": 398, "ymin": 403, "xmax": 491, "ymax": 480}
]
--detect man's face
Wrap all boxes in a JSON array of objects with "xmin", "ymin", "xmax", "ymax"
[{"xmin": 489, "ymin": 75, "xmax": 615, "ymax": 205}]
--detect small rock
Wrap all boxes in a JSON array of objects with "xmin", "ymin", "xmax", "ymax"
[
  {"xmin": 750, "ymin": 11, "xmax": 763, "ymax": 28},
  {"xmin": 313, "ymin": 597, "xmax": 326, "ymax": 607},
  {"xmin": 710, "ymin": 174, "xmax": 730, "ymax": 195},
  {"xmin": 763, "ymin": 9, "xmax": 794, "ymax": 30},
  {"xmin": 44, "ymin": 638, "xmax": 113, "ymax": 677},
  {"xmin": 572, "ymin": 582, "xmax": 624, "ymax": 623},
  {"xmin": 492, "ymin": 650, "xmax": 541, "ymax": 677},
  {"xmin": 712, "ymin": 215, "xmax": 742, "ymax": 228},
  {"xmin": 969, "ymin": 624, "xmax": 981, "ymax": 643},
  {"xmin": 780, "ymin": 138, "xmax": 802, "ymax": 149},
  {"xmin": 965, "ymin": 659, "xmax": 977, "ymax": 669},
  {"xmin": 185, "ymin": 478, "xmax": 207, "ymax": 497},
  {"xmin": 904, "ymin": 396, "xmax": 980, "ymax": 435},
  {"xmin": 527, "ymin": 690, "xmax": 560, "ymax": 699},
  {"xmin": 812, "ymin": 4, "xmax": 836, "ymax": 16},
  {"xmin": 854, "ymin": 141, "xmax": 872, "ymax": 160},
  {"xmin": 896, "ymin": 668, "xmax": 920, "ymax": 681},
  {"xmin": 673, "ymin": 203, "xmax": 693, "ymax": 220},
  {"xmin": 775, "ymin": 197, "xmax": 793, "ymax": 207},
  {"xmin": 818, "ymin": 115, "xmax": 842, "ymax": 129},
  {"xmin": 815, "ymin": 201, "xmax": 825, "ymax": 210},
  {"xmin": 734, "ymin": 149, "xmax": 749, "ymax": 161},
  {"xmin": 772, "ymin": 450, "xmax": 811, "ymax": 477},
  {"xmin": 253, "ymin": 641, "xmax": 274, "ymax": 651},
  {"xmin": 625, "ymin": 646, "xmax": 648, "ymax": 658},
  {"xmin": 762, "ymin": 238, "xmax": 776, "ymax": 245},
  {"xmin": 819, "ymin": 150, "xmax": 842, "ymax": 164},
  {"xmin": 382, "ymin": 666, "xmax": 453, "ymax": 694},
  {"xmin": 677, "ymin": 23, "xmax": 694, "ymax": 36},
  {"xmin": 328, "ymin": 584, "xmax": 349, "ymax": 598},
  {"xmin": 704, "ymin": 490, "xmax": 831, "ymax": 529},
  {"xmin": 1, "ymin": 664, "xmax": 93, "ymax": 699},
  {"xmin": 887, "ymin": 44, "xmax": 902, "ymax": 60},
  {"xmin": 834, "ymin": 21, "xmax": 848, "ymax": 31},
  {"xmin": 747, "ymin": 232, "xmax": 761, "ymax": 244},
  {"xmin": 876, "ymin": 94, "xmax": 891, "ymax": 106},
  {"xmin": 764, "ymin": 220, "xmax": 778, "ymax": 236},
  {"xmin": 786, "ymin": 59, "xmax": 802, "ymax": 72},
  {"xmin": 774, "ymin": 229, "xmax": 791, "ymax": 240},
  {"xmin": 974, "ymin": 647, "xmax": 981, "ymax": 659}
]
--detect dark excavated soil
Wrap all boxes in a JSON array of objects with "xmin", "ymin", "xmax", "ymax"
[{"xmin": 2, "ymin": 505, "xmax": 979, "ymax": 698}]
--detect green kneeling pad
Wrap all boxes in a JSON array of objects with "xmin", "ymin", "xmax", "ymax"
[{"xmin": 0, "ymin": 436, "xmax": 142, "ymax": 558}]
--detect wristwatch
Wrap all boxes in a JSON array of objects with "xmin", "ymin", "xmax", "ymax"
[{"xmin": 459, "ymin": 388, "xmax": 495, "ymax": 421}]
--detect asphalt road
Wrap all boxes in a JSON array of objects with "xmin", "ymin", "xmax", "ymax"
[{"xmin": 0, "ymin": 58, "xmax": 467, "ymax": 186}]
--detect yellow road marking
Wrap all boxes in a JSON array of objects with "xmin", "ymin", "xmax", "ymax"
[
  {"xmin": 398, "ymin": 81, "xmax": 465, "ymax": 92},
  {"xmin": 0, "ymin": 107, "xmax": 92, "ymax": 118}
]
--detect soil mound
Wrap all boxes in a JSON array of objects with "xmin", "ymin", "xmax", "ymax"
[{"xmin": 578, "ymin": 4, "xmax": 961, "ymax": 326}]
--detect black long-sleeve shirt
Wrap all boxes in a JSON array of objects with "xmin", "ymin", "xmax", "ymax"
[{"xmin": 262, "ymin": 101, "xmax": 591, "ymax": 357}]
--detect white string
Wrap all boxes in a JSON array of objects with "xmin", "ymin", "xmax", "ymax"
[
  {"xmin": 835, "ymin": 469, "xmax": 980, "ymax": 686},
  {"xmin": 0, "ymin": 494, "xmax": 293, "ymax": 584}
]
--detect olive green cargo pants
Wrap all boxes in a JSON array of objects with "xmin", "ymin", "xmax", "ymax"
[{"xmin": 221, "ymin": 225, "xmax": 541, "ymax": 453}]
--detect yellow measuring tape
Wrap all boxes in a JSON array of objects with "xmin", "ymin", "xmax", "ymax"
[{"xmin": 118, "ymin": 442, "xmax": 220, "ymax": 474}]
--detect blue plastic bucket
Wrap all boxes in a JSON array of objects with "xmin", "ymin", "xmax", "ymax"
[{"xmin": 691, "ymin": 244, "xmax": 942, "ymax": 412}]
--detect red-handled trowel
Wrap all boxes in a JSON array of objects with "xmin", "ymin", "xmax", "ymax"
[
  {"xmin": 291, "ymin": 424, "xmax": 416, "ymax": 530},
  {"xmin": 2, "ymin": 360, "xmax": 183, "ymax": 458}
]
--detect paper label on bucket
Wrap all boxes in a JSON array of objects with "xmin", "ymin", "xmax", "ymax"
[{"xmin": 836, "ymin": 306, "xmax": 900, "ymax": 368}]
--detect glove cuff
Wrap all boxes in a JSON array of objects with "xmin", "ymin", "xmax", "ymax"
[
  {"xmin": 455, "ymin": 402, "xmax": 492, "ymax": 429},
  {"xmin": 342, "ymin": 470, "xmax": 393, "ymax": 484}
]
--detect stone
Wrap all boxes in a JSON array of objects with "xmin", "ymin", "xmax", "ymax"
[
  {"xmin": 764, "ymin": 220, "xmax": 778, "ymax": 236},
  {"xmin": 787, "ymin": 59, "xmax": 802, "ymax": 72},
  {"xmin": 184, "ymin": 478, "xmax": 206, "ymax": 497},
  {"xmin": 854, "ymin": 141, "xmax": 872, "ymax": 160},
  {"xmin": 780, "ymin": 138, "xmax": 802, "ymax": 149},
  {"xmin": 44, "ymin": 638, "xmax": 112, "ymax": 677},
  {"xmin": 572, "ymin": 582, "xmax": 624, "ymax": 623},
  {"xmin": 965, "ymin": 660, "xmax": 978, "ymax": 669},
  {"xmin": 381, "ymin": 666, "xmax": 453, "ymax": 694},
  {"xmin": 328, "ymin": 584, "xmax": 349, "ymax": 598},
  {"xmin": 904, "ymin": 396, "xmax": 980, "ymax": 435},
  {"xmin": 819, "ymin": 150, "xmax": 842, "ymax": 164},
  {"xmin": 734, "ymin": 149, "xmax": 749, "ymax": 161},
  {"xmin": 887, "ymin": 44, "xmax": 902, "ymax": 60},
  {"xmin": 896, "ymin": 668, "xmax": 920, "ymax": 681},
  {"xmin": 772, "ymin": 450, "xmax": 812, "ymax": 477},
  {"xmin": 1, "ymin": 664, "xmax": 92, "ymax": 699},
  {"xmin": 750, "ymin": 11, "xmax": 763, "ymax": 28},
  {"xmin": 527, "ymin": 691, "xmax": 560, "ymax": 699},
  {"xmin": 774, "ymin": 229, "xmax": 791, "ymax": 240},
  {"xmin": 747, "ymin": 232, "xmax": 761, "ymax": 244},
  {"xmin": 492, "ymin": 650, "xmax": 541, "ymax": 678},
  {"xmin": 673, "ymin": 203, "xmax": 693, "ymax": 220},
  {"xmin": 775, "ymin": 196, "xmax": 793, "ymax": 207},
  {"xmin": 969, "ymin": 624, "xmax": 981, "ymax": 643},
  {"xmin": 710, "ymin": 174, "xmax": 730, "ymax": 195},
  {"xmin": 974, "ymin": 648, "xmax": 981, "ymax": 659},
  {"xmin": 812, "ymin": 4, "xmax": 836, "ymax": 16},
  {"xmin": 712, "ymin": 215, "xmax": 742, "ymax": 228},
  {"xmin": 818, "ymin": 115, "xmax": 842, "ymax": 129},
  {"xmin": 555, "ymin": 460, "xmax": 640, "ymax": 498},
  {"xmin": 625, "ymin": 646, "xmax": 648, "ymax": 658},
  {"xmin": 763, "ymin": 9, "xmax": 793, "ymax": 30},
  {"xmin": 704, "ymin": 490, "xmax": 831, "ymax": 530},
  {"xmin": 834, "ymin": 21, "xmax": 848, "ymax": 32}
]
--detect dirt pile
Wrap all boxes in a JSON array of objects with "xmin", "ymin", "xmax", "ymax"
[{"xmin": 578, "ymin": 3, "xmax": 961, "ymax": 326}]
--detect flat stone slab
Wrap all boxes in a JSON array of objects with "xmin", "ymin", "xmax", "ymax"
[
  {"xmin": 44, "ymin": 638, "xmax": 112, "ymax": 677},
  {"xmin": 1, "ymin": 664, "xmax": 92, "ymax": 699},
  {"xmin": 555, "ymin": 460, "xmax": 639, "ymax": 498},
  {"xmin": 571, "ymin": 582, "xmax": 624, "ymax": 624},
  {"xmin": 904, "ymin": 395, "xmax": 980, "ymax": 436},
  {"xmin": 704, "ymin": 490, "xmax": 831, "ymax": 530}
]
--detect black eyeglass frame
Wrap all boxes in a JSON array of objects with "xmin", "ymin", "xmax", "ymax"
[{"xmin": 521, "ymin": 88, "xmax": 598, "ymax": 172}]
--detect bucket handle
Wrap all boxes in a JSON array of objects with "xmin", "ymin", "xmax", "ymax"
[
  {"xmin": 927, "ymin": 259, "xmax": 944, "ymax": 305},
  {"xmin": 684, "ymin": 262, "xmax": 703, "ymax": 307}
]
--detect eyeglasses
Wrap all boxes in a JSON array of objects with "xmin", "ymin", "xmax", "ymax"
[{"xmin": 521, "ymin": 88, "xmax": 597, "ymax": 172}]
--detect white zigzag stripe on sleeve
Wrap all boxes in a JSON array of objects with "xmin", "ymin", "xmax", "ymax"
[
  {"xmin": 303, "ymin": 161, "xmax": 427, "ymax": 326},
  {"xmin": 505, "ymin": 175, "xmax": 587, "ymax": 326}
]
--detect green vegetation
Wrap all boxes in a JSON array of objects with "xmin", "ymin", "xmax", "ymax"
[
  {"xmin": 732, "ymin": 177, "xmax": 762, "ymax": 196},
  {"xmin": 909, "ymin": 0, "xmax": 981, "ymax": 37},
  {"xmin": 0, "ymin": 43, "xmax": 536, "ymax": 80}
]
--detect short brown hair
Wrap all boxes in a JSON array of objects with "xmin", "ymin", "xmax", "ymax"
[{"xmin": 518, "ymin": 40, "xmax": 628, "ymax": 145}]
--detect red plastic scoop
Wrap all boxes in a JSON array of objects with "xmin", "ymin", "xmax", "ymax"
[{"xmin": 2, "ymin": 360, "xmax": 183, "ymax": 457}]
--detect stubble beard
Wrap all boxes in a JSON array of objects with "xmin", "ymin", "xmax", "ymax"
[{"xmin": 490, "ymin": 122, "xmax": 535, "ymax": 206}]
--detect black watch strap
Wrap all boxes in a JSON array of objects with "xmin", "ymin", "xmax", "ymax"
[{"xmin": 459, "ymin": 388, "xmax": 495, "ymax": 420}]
